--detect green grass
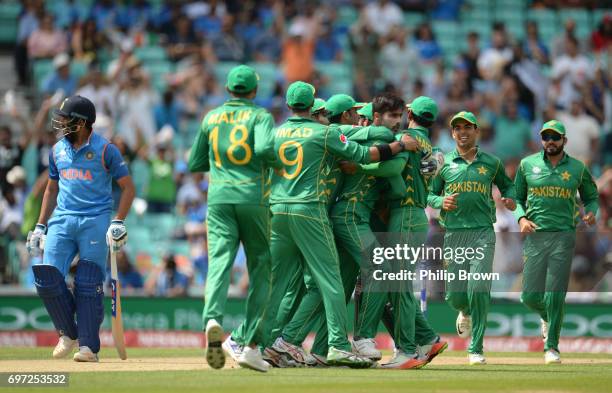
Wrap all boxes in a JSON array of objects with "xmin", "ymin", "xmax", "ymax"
[{"xmin": 1, "ymin": 349, "xmax": 611, "ymax": 393}]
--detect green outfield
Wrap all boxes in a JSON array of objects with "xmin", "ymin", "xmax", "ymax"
[{"xmin": 1, "ymin": 348, "xmax": 611, "ymax": 393}]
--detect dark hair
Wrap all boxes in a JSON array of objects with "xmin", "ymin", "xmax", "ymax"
[
  {"xmin": 372, "ymin": 92, "xmax": 405, "ymax": 115},
  {"xmin": 566, "ymin": 35, "xmax": 579, "ymax": 46},
  {"xmin": 411, "ymin": 112, "xmax": 434, "ymax": 128},
  {"xmin": 229, "ymin": 88, "xmax": 256, "ymax": 98},
  {"xmin": 326, "ymin": 112, "xmax": 342, "ymax": 124}
]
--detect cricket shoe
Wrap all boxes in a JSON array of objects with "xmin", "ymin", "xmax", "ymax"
[
  {"xmin": 381, "ymin": 351, "xmax": 427, "ymax": 369},
  {"xmin": 326, "ymin": 347, "xmax": 373, "ymax": 369},
  {"xmin": 352, "ymin": 338, "xmax": 382, "ymax": 361},
  {"xmin": 468, "ymin": 353, "xmax": 487, "ymax": 365},
  {"xmin": 205, "ymin": 319, "xmax": 225, "ymax": 369},
  {"xmin": 544, "ymin": 349, "xmax": 561, "ymax": 364},
  {"xmin": 53, "ymin": 336, "xmax": 77, "ymax": 359},
  {"xmin": 311, "ymin": 353, "xmax": 330, "ymax": 368},
  {"xmin": 456, "ymin": 311, "xmax": 472, "ymax": 338},
  {"xmin": 262, "ymin": 347, "xmax": 299, "ymax": 368},
  {"xmin": 73, "ymin": 346, "xmax": 99, "ymax": 362},
  {"xmin": 271, "ymin": 336, "xmax": 316, "ymax": 366},
  {"xmin": 238, "ymin": 347, "xmax": 270, "ymax": 372},
  {"xmin": 417, "ymin": 336, "xmax": 448, "ymax": 364},
  {"xmin": 541, "ymin": 318, "xmax": 549, "ymax": 342},
  {"xmin": 222, "ymin": 336, "xmax": 244, "ymax": 363}
]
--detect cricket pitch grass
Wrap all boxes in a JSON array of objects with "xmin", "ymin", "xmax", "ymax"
[{"xmin": 1, "ymin": 348, "xmax": 611, "ymax": 393}]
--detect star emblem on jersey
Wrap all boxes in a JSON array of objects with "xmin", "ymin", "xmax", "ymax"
[
  {"xmin": 561, "ymin": 171, "xmax": 571, "ymax": 181},
  {"xmin": 532, "ymin": 166, "xmax": 541, "ymax": 174},
  {"xmin": 477, "ymin": 166, "xmax": 487, "ymax": 175}
]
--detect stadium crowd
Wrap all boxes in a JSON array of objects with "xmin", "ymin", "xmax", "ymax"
[{"xmin": 0, "ymin": 0, "xmax": 610, "ymax": 297}]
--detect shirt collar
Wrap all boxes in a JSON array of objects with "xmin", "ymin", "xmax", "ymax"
[
  {"xmin": 540, "ymin": 150, "xmax": 569, "ymax": 166},
  {"xmin": 451, "ymin": 146, "xmax": 481, "ymax": 162},
  {"xmin": 408, "ymin": 125, "xmax": 429, "ymax": 136},
  {"xmin": 225, "ymin": 98, "xmax": 254, "ymax": 106},
  {"xmin": 287, "ymin": 116, "xmax": 317, "ymax": 123}
]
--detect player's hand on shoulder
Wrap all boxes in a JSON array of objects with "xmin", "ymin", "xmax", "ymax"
[
  {"xmin": 339, "ymin": 160, "xmax": 358, "ymax": 175},
  {"xmin": 107, "ymin": 220, "xmax": 128, "ymax": 251},
  {"xmin": 518, "ymin": 217, "xmax": 537, "ymax": 233},
  {"xmin": 582, "ymin": 212, "xmax": 596, "ymax": 226},
  {"xmin": 400, "ymin": 134, "xmax": 420, "ymax": 152},
  {"xmin": 26, "ymin": 223, "xmax": 47, "ymax": 256}
]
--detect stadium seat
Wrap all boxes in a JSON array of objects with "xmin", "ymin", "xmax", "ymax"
[
  {"xmin": 337, "ymin": 6, "xmax": 358, "ymax": 27},
  {"xmin": 527, "ymin": 9, "xmax": 558, "ymax": 26},
  {"xmin": 247, "ymin": 62, "xmax": 278, "ymax": 99},
  {"xmin": 0, "ymin": 1, "xmax": 19, "ymax": 43},
  {"xmin": 403, "ymin": 12, "xmax": 426, "ymax": 29},
  {"xmin": 135, "ymin": 46, "xmax": 168, "ymax": 62},
  {"xmin": 315, "ymin": 61, "xmax": 351, "ymax": 79},
  {"xmin": 32, "ymin": 59, "xmax": 54, "ymax": 90},
  {"xmin": 432, "ymin": 21, "xmax": 460, "ymax": 38}
]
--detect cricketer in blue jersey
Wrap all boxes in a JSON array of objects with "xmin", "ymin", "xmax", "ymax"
[{"xmin": 25, "ymin": 96, "xmax": 136, "ymax": 362}]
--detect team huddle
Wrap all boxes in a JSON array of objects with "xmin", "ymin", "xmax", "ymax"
[{"xmin": 26, "ymin": 64, "xmax": 599, "ymax": 370}]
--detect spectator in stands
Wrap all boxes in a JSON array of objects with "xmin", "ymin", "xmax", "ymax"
[
  {"xmin": 557, "ymin": 98, "xmax": 601, "ymax": 166},
  {"xmin": 510, "ymin": 44, "xmax": 547, "ymax": 117},
  {"xmin": 0, "ymin": 125, "xmax": 25, "ymax": 190},
  {"xmin": 76, "ymin": 65, "xmax": 117, "ymax": 118},
  {"xmin": 71, "ymin": 18, "xmax": 108, "ymax": 63},
  {"xmin": 380, "ymin": 26, "xmax": 420, "ymax": 97},
  {"xmin": 315, "ymin": 22, "xmax": 342, "ymax": 62},
  {"xmin": 116, "ymin": 58, "xmax": 157, "ymax": 150},
  {"xmin": 493, "ymin": 101, "xmax": 536, "ymax": 162},
  {"xmin": 89, "ymin": 0, "xmax": 119, "ymax": 31},
  {"xmin": 282, "ymin": 23, "xmax": 315, "ymax": 83},
  {"xmin": 552, "ymin": 18, "xmax": 582, "ymax": 59},
  {"xmin": 289, "ymin": 2, "xmax": 320, "ymax": 41},
  {"xmin": 460, "ymin": 31, "xmax": 482, "ymax": 92},
  {"xmin": 251, "ymin": 18, "xmax": 282, "ymax": 63},
  {"xmin": 15, "ymin": 0, "xmax": 42, "ymax": 86},
  {"xmin": 523, "ymin": 21, "xmax": 549, "ymax": 65},
  {"xmin": 591, "ymin": 14, "xmax": 612, "ymax": 54},
  {"xmin": 551, "ymin": 36, "xmax": 594, "ymax": 109},
  {"xmin": 477, "ymin": 22, "xmax": 512, "ymax": 84},
  {"xmin": 110, "ymin": 249, "xmax": 144, "ymax": 294},
  {"xmin": 413, "ymin": 22, "xmax": 442, "ymax": 63},
  {"xmin": 363, "ymin": 0, "xmax": 403, "ymax": 38},
  {"xmin": 210, "ymin": 14, "xmax": 246, "ymax": 62},
  {"xmin": 154, "ymin": 90, "xmax": 181, "ymax": 133},
  {"xmin": 431, "ymin": 0, "xmax": 464, "ymax": 21},
  {"xmin": 350, "ymin": 13, "xmax": 380, "ymax": 99},
  {"xmin": 41, "ymin": 53, "xmax": 77, "ymax": 97},
  {"xmin": 48, "ymin": 0, "xmax": 87, "ymax": 29},
  {"xmin": 145, "ymin": 138, "xmax": 177, "ymax": 214},
  {"xmin": 27, "ymin": 13, "xmax": 67, "ymax": 60},
  {"xmin": 165, "ymin": 13, "xmax": 201, "ymax": 62},
  {"xmin": 145, "ymin": 253, "xmax": 189, "ymax": 297},
  {"xmin": 115, "ymin": 0, "xmax": 153, "ymax": 31}
]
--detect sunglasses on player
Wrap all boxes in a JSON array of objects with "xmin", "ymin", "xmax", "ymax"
[{"xmin": 541, "ymin": 133, "xmax": 562, "ymax": 142}]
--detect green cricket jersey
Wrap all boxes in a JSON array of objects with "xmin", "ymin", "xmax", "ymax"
[
  {"xmin": 326, "ymin": 124, "xmax": 364, "ymax": 207},
  {"xmin": 334, "ymin": 126, "xmax": 395, "ymax": 211},
  {"xmin": 270, "ymin": 117, "xmax": 372, "ymax": 205},
  {"xmin": 513, "ymin": 151, "xmax": 599, "ymax": 231},
  {"xmin": 428, "ymin": 148, "xmax": 516, "ymax": 230},
  {"xmin": 188, "ymin": 98, "xmax": 276, "ymax": 205}
]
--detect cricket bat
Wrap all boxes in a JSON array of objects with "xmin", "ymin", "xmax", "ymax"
[{"xmin": 110, "ymin": 248, "xmax": 127, "ymax": 360}]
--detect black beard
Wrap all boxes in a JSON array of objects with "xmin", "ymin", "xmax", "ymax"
[
  {"xmin": 65, "ymin": 132, "xmax": 78, "ymax": 144},
  {"xmin": 545, "ymin": 145, "xmax": 563, "ymax": 156}
]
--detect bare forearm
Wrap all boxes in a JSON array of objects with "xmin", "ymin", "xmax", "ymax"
[
  {"xmin": 37, "ymin": 186, "xmax": 58, "ymax": 225},
  {"xmin": 368, "ymin": 141, "xmax": 404, "ymax": 162},
  {"xmin": 115, "ymin": 182, "xmax": 135, "ymax": 221}
]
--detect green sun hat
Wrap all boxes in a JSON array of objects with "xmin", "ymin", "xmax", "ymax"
[
  {"xmin": 357, "ymin": 102, "xmax": 373, "ymax": 121},
  {"xmin": 311, "ymin": 98, "xmax": 326, "ymax": 114},
  {"xmin": 407, "ymin": 96, "xmax": 439, "ymax": 122},
  {"xmin": 450, "ymin": 111, "xmax": 479, "ymax": 127},
  {"xmin": 539, "ymin": 119, "xmax": 566, "ymax": 135},
  {"xmin": 325, "ymin": 94, "xmax": 359, "ymax": 117},
  {"xmin": 226, "ymin": 65, "xmax": 259, "ymax": 94},
  {"xmin": 286, "ymin": 81, "xmax": 316, "ymax": 109}
]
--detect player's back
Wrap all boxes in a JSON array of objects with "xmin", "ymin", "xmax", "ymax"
[
  {"xmin": 394, "ymin": 127, "xmax": 434, "ymax": 208},
  {"xmin": 201, "ymin": 98, "xmax": 274, "ymax": 204},
  {"xmin": 270, "ymin": 117, "xmax": 337, "ymax": 204}
]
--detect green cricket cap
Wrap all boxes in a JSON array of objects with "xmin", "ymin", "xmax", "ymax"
[
  {"xmin": 407, "ymin": 96, "xmax": 438, "ymax": 122},
  {"xmin": 325, "ymin": 94, "xmax": 358, "ymax": 117},
  {"xmin": 226, "ymin": 65, "xmax": 259, "ymax": 93},
  {"xmin": 450, "ymin": 111, "xmax": 479, "ymax": 127},
  {"xmin": 286, "ymin": 81, "xmax": 315, "ymax": 109},
  {"xmin": 311, "ymin": 98, "xmax": 326, "ymax": 114},
  {"xmin": 539, "ymin": 119, "xmax": 566, "ymax": 135},
  {"xmin": 357, "ymin": 102, "xmax": 373, "ymax": 121}
]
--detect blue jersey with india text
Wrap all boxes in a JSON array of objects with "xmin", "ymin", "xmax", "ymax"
[{"xmin": 49, "ymin": 132, "xmax": 129, "ymax": 216}]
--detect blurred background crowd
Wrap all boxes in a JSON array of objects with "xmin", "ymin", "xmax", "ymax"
[{"xmin": 0, "ymin": 0, "xmax": 610, "ymax": 299}]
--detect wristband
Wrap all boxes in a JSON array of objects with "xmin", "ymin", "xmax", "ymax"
[{"xmin": 377, "ymin": 144, "xmax": 393, "ymax": 161}]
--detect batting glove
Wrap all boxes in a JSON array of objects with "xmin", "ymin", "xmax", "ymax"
[
  {"xmin": 26, "ymin": 223, "xmax": 47, "ymax": 257},
  {"xmin": 106, "ymin": 220, "xmax": 128, "ymax": 251}
]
